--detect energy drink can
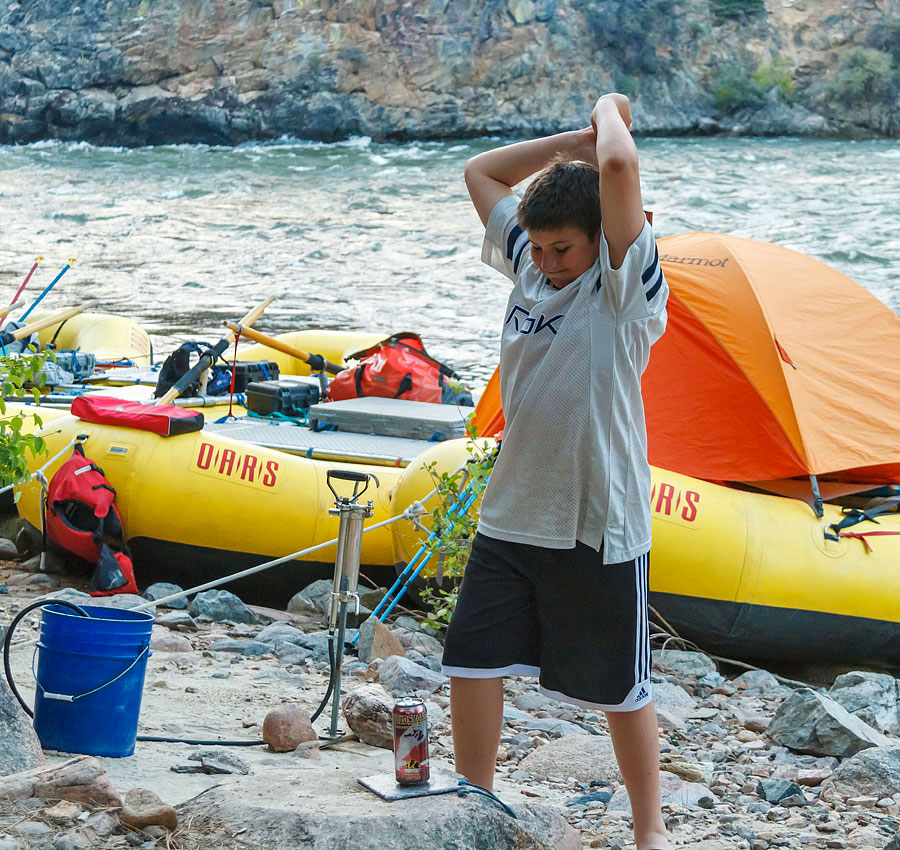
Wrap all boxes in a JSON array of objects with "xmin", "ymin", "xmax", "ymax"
[{"xmin": 392, "ymin": 697, "xmax": 430, "ymax": 785}]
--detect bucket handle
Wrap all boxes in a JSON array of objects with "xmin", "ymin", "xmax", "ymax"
[{"xmin": 33, "ymin": 644, "xmax": 150, "ymax": 703}]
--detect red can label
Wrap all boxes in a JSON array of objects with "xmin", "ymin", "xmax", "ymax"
[{"xmin": 393, "ymin": 698, "xmax": 429, "ymax": 785}]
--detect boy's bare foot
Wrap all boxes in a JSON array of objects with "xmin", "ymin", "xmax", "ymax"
[{"xmin": 636, "ymin": 830, "xmax": 673, "ymax": 850}]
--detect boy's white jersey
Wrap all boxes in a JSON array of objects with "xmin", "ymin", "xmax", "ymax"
[{"xmin": 478, "ymin": 195, "xmax": 668, "ymax": 563}]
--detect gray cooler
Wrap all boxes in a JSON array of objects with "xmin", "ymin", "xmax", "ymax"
[{"xmin": 308, "ymin": 397, "xmax": 471, "ymax": 441}]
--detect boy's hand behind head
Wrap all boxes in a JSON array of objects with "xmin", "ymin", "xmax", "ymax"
[
  {"xmin": 572, "ymin": 127, "xmax": 599, "ymax": 169},
  {"xmin": 592, "ymin": 93, "xmax": 633, "ymax": 133}
]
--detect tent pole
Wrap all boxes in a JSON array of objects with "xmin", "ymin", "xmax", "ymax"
[{"xmin": 809, "ymin": 475, "xmax": 824, "ymax": 518}]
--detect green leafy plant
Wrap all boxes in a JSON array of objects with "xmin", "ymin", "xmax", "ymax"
[
  {"xmin": 417, "ymin": 422, "xmax": 495, "ymax": 630},
  {"xmin": 0, "ymin": 346, "xmax": 49, "ymax": 493},
  {"xmin": 711, "ymin": 65, "xmax": 764, "ymax": 112},
  {"xmin": 753, "ymin": 56, "xmax": 796, "ymax": 101},
  {"xmin": 829, "ymin": 48, "xmax": 900, "ymax": 107},
  {"xmin": 711, "ymin": 0, "xmax": 766, "ymax": 20}
]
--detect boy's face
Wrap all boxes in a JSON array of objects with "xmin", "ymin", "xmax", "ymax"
[{"xmin": 529, "ymin": 226, "xmax": 602, "ymax": 289}]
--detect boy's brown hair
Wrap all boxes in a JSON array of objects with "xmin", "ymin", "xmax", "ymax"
[{"xmin": 517, "ymin": 158, "xmax": 601, "ymax": 238}]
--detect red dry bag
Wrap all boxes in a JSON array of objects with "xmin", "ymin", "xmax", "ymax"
[
  {"xmin": 326, "ymin": 332, "xmax": 461, "ymax": 404},
  {"xmin": 44, "ymin": 443, "xmax": 137, "ymax": 596}
]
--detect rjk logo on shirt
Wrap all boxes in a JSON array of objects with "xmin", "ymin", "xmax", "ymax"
[{"xmin": 505, "ymin": 305, "xmax": 564, "ymax": 336}]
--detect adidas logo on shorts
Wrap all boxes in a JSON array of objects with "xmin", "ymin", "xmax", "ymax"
[{"xmin": 634, "ymin": 686, "xmax": 650, "ymax": 704}]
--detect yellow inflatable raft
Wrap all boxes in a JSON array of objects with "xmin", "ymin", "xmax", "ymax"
[
  {"xmin": 391, "ymin": 442, "xmax": 900, "ymax": 668},
  {"xmin": 33, "ymin": 311, "xmax": 153, "ymax": 367},
  {"xmin": 15, "ymin": 413, "xmax": 406, "ymax": 605}
]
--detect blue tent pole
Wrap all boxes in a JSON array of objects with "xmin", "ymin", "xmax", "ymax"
[
  {"xmin": 20, "ymin": 259, "xmax": 76, "ymax": 322},
  {"xmin": 349, "ymin": 483, "xmax": 479, "ymax": 646},
  {"xmin": 377, "ymin": 488, "xmax": 481, "ymax": 622}
]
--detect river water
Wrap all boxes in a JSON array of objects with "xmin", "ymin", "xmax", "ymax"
[{"xmin": 0, "ymin": 136, "xmax": 898, "ymax": 386}]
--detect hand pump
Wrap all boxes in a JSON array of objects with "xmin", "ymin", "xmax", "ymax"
[{"xmin": 322, "ymin": 469, "xmax": 377, "ymax": 741}]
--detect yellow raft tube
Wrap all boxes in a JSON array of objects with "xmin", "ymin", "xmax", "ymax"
[
  {"xmin": 392, "ymin": 442, "xmax": 900, "ymax": 668},
  {"xmin": 32, "ymin": 311, "xmax": 153, "ymax": 367}
]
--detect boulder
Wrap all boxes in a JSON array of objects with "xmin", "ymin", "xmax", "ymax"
[
  {"xmin": 150, "ymin": 626, "xmax": 192, "ymax": 653},
  {"xmin": 0, "ymin": 756, "xmax": 121, "ymax": 808},
  {"xmin": 757, "ymin": 778, "xmax": 807, "ymax": 804},
  {"xmin": 357, "ymin": 615, "xmax": 405, "ymax": 664},
  {"xmin": 0, "ymin": 537, "xmax": 20, "ymax": 559},
  {"xmin": 651, "ymin": 680, "xmax": 697, "ymax": 709},
  {"xmin": 518, "ymin": 734, "xmax": 621, "ymax": 783},
  {"xmin": 256, "ymin": 622, "xmax": 307, "ymax": 647},
  {"xmin": 291, "ymin": 630, "xmax": 357, "ymax": 665},
  {"xmin": 187, "ymin": 749, "xmax": 251, "ymax": 776},
  {"xmin": 732, "ymin": 669, "xmax": 790, "ymax": 695},
  {"xmin": 652, "ymin": 650, "xmax": 716, "ymax": 683},
  {"xmin": 189, "ymin": 590, "xmax": 259, "ymax": 625},
  {"xmin": 821, "ymin": 745, "xmax": 900, "ymax": 800},
  {"xmin": 502, "ymin": 706, "xmax": 588, "ymax": 738},
  {"xmin": 287, "ymin": 580, "xmax": 332, "ymax": 616},
  {"xmin": 342, "ymin": 683, "xmax": 394, "ymax": 749},
  {"xmin": 608, "ymin": 770, "xmax": 716, "ymax": 813},
  {"xmin": 122, "ymin": 787, "xmax": 178, "ymax": 831},
  {"xmin": 177, "ymin": 767, "xmax": 580, "ymax": 850},
  {"xmin": 209, "ymin": 638, "xmax": 271, "ymax": 657},
  {"xmin": 828, "ymin": 671, "xmax": 900, "ymax": 735},
  {"xmin": 377, "ymin": 655, "xmax": 448, "ymax": 696},
  {"xmin": 767, "ymin": 688, "xmax": 891, "ymax": 758},
  {"xmin": 0, "ymin": 676, "xmax": 44, "ymax": 777},
  {"xmin": 263, "ymin": 705, "xmax": 317, "ymax": 752},
  {"xmin": 154, "ymin": 611, "xmax": 198, "ymax": 631},
  {"xmin": 141, "ymin": 582, "xmax": 188, "ymax": 610},
  {"xmin": 391, "ymin": 624, "xmax": 444, "ymax": 658}
]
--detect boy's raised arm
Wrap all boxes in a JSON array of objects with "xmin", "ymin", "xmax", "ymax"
[
  {"xmin": 464, "ymin": 130, "xmax": 598, "ymax": 227},
  {"xmin": 592, "ymin": 94, "xmax": 645, "ymax": 269}
]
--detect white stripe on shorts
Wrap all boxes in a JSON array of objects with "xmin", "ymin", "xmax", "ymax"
[
  {"xmin": 634, "ymin": 553, "xmax": 649, "ymax": 686},
  {"xmin": 441, "ymin": 663, "xmax": 541, "ymax": 679}
]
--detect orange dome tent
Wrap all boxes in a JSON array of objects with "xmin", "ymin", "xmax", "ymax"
[{"xmin": 474, "ymin": 232, "xmax": 900, "ymax": 492}]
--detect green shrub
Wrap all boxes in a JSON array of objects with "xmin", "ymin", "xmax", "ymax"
[
  {"xmin": 613, "ymin": 73, "xmax": 641, "ymax": 99},
  {"xmin": 712, "ymin": 0, "xmax": 766, "ymax": 20},
  {"xmin": 753, "ymin": 56, "xmax": 796, "ymax": 100},
  {"xmin": 829, "ymin": 48, "xmax": 900, "ymax": 106},
  {"xmin": 0, "ymin": 347, "xmax": 48, "ymax": 491},
  {"xmin": 417, "ymin": 430, "xmax": 495, "ymax": 631},
  {"xmin": 865, "ymin": 17, "xmax": 900, "ymax": 63},
  {"xmin": 711, "ymin": 65, "xmax": 764, "ymax": 111}
]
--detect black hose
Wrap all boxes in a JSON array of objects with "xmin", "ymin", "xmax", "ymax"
[
  {"xmin": 3, "ymin": 599, "xmax": 89, "ymax": 717},
  {"xmin": 310, "ymin": 632, "xmax": 337, "ymax": 723},
  {"xmin": 2, "ymin": 600, "xmax": 263, "ymax": 747},
  {"xmin": 136, "ymin": 735, "xmax": 262, "ymax": 745}
]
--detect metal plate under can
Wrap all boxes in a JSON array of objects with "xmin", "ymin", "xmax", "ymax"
[{"xmin": 357, "ymin": 770, "xmax": 462, "ymax": 801}]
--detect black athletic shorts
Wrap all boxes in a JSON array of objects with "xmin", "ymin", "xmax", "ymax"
[{"xmin": 441, "ymin": 532, "xmax": 652, "ymax": 711}]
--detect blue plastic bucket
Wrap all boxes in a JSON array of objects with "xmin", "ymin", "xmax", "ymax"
[{"xmin": 32, "ymin": 604, "xmax": 153, "ymax": 757}]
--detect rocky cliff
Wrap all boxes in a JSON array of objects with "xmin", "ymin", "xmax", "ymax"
[{"xmin": 1, "ymin": 0, "xmax": 898, "ymax": 145}]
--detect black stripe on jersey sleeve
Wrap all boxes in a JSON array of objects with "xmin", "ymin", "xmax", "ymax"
[
  {"xmin": 506, "ymin": 225, "xmax": 524, "ymax": 262},
  {"xmin": 641, "ymin": 245, "xmax": 660, "ymax": 284},
  {"xmin": 512, "ymin": 239, "xmax": 529, "ymax": 274},
  {"xmin": 646, "ymin": 268, "xmax": 665, "ymax": 302}
]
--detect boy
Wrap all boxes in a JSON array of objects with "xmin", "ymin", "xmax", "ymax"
[{"xmin": 441, "ymin": 94, "xmax": 672, "ymax": 850}]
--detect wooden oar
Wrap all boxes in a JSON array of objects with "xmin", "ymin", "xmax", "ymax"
[
  {"xmin": 0, "ymin": 306, "xmax": 83, "ymax": 347},
  {"xmin": 0, "ymin": 257, "xmax": 43, "ymax": 324},
  {"xmin": 222, "ymin": 321, "xmax": 344, "ymax": 376},
  {"xmin": 155, "ymin": 296, "xmax": 274, "ymax": 405}
]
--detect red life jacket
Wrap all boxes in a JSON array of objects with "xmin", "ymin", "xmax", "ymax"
[
  {"xmin": 45, "ymin": 443, "xmax": 137, "ymax": 596},
  {"xmin": 326, "ymin": 333, "xmax": 459, "ymax": 404}
]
